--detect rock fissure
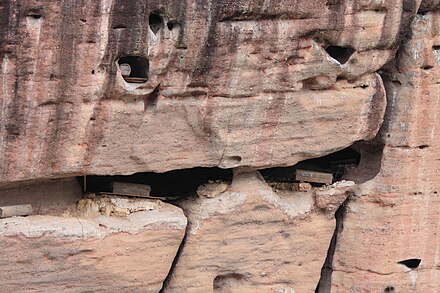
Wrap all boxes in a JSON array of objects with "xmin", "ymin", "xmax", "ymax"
[
  {"xmin": 3, "ymin": 0, "xmax": 440, "ymax": 291},
  {"xmin": 159, "ymin": 211, "xmax": 190, "ymax": 293},
  {"xmin": 315, "ymin": 198, "xmax": 349, "ymax": 293}
]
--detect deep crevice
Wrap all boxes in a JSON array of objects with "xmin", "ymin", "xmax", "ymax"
[
  {"xmin": 315, "ymin": 198, "xmax": 349, "ymax": 292},
  {"xmin": 159, "ymin": 210, "xmax": 190, "ymax": 292}
]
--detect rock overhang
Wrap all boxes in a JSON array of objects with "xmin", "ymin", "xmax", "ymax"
[{"xmin": 0, "ymin": 0, "xmax": 419, "ymax": 183}]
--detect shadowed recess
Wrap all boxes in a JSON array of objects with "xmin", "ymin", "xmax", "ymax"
[
  {"xmin": 117, "ymin": 56, "xmax": 149, "ymax": 83},
  {"xmin": 78, "ymin": 167, "xmax": 233, "ymax": 199},
  {"xmin": 260, "ymin": 146, "xmax": 361, "ymax": 185},
  {"xmin": 213, "ymin": 273, "xmax": 248, "ymax": 292},
  {"xmin": 398, "ymin": 259, "xmax": 421, "ymax": 269},
  {"xmin": 149, "ymin": 12, "xmax": 164, "ymax": 34},
  {"xmin": 325, "ymin": 45, "xmax": 355, "ymax": 64}
]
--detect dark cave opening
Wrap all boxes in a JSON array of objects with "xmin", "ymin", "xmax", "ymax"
[
  {"xmin": 117, "ymin": 56, "xmax": 149, "ymax": 83},
  {"xmin": 325, "ymin": 45, "xmax": 355, "ymax": 64},
  {"xmin": 260, "ymin": 146, "xmax": 361, "ymax": 185},
  {"xmin": 149, "ymin": 12, "xmax": 164, "ymax": 35},
  {"xmin": 77, "ymin": 167, "xmax": 233, "ymax": 200},
  {"xmin": 398, "ymin": 258, "xmax": 421, "ymax": 269}
]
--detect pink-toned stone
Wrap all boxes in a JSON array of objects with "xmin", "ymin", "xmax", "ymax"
[
  {"xmin": 0, "ymin": 0, "xmax": 416, "ymax": 184},
  {"xmin": 331, "ymin": 9, "xmax": 440, "ymax": 292},
  {"xmin": 0, "ymin": 200, "xmax": 187, "ymax": 292},
  {"xmin": 165, "ymin": 171, "xmax": 335, "ymax": 292}
]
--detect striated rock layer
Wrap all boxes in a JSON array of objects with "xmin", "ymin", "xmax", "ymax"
[
  {"xmin": 331, "ymin": 6, "xmax": 440, "ymax": 292},
  {"xmin": 5, "ymin": 0, "xmax": 440, "ymax": 292},
  {"xmin": 0, "ymin": 0, "xmax": 416, "ymax": 184}
]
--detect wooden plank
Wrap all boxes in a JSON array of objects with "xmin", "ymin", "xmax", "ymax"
[
  {"xmin": 97, "ymin": 192, "xmax": 180, "ymax": 201},
  {"xmin": 112, "ymin": 182, "xmax": 151, "ymax": 197},
  {"xmin": 0, "ymin": 204, "xmax": 33, "ymax": 219},
  {"xmin": 295, "ymin": 169, "xmax": 333, "ymax": 184},
  {"xmin": 123, "ymin": 77, "xmax": 148, "ymax": 83}
]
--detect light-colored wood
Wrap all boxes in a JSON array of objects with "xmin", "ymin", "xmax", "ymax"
[
  {"xmin": 0, "ymin": 204, "xmax": 33, "ymax": 219},
  {"xmin": 112, "ymin": 182, "xmax": 151, "ymax": 197},
  {"xmin": 295, "ymin": 169, "xmax": 333, "ymax": 185}
]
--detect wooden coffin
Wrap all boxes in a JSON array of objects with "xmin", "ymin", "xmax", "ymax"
[{"xmin": 295, "ymin": 169, "xmax": 333, "ymax": 185}]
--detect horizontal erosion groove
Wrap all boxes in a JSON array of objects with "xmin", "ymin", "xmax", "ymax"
[
  {"xmin": 260, "ymin": 146, "xmax": 361, "ymax": 185},
  {"xmin": 78, "ymin": 167, "xmax": 233, "ymax": 200}
]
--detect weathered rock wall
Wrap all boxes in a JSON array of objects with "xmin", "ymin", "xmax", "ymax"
[
  {"xmin": 2, "ymin": 0, "xmax": 440, "ymax": 292},
  {"xmin": 0, "ymin": 198, "xmax": 187, "ymax": 292},
  {"xmin": 0, "ymin": 0, "xmax": 413, "ymax": 184},
  {"xmin": 331, "ymin": 5, "xmax": 440, "ymax": 292}
]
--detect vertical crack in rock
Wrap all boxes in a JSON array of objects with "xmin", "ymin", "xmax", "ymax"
[
  {"xmin": 315, "ymin": 198, "xmax": 349, "ymax": 293},
  {"xmin": 159, "ymin": 209, "xmax": 190, "ymax": 293}
]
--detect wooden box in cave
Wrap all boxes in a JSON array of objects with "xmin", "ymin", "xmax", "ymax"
[
  {"xmin": 112, "ymin": 182, "xmax": 151, "ymax": 197},
  {"xmin": 295, "ymin": 169, "xmax": 333, "ymax": 185}
]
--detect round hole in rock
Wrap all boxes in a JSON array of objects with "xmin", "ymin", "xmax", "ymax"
[
  {"xmin": 149, "ymin": 12, "xmax": 164, "ymax": 34},
  {"xmin": 325, "ymin": 45, "xmax": 355, "ymax": 64},
  {"xmin": 27, "ymin": 12, "xmax": 41, "ymax": 20},
  {"xmin": 117, "ymin": 56, "xmax": 149, "ymax": 83},
  {"xmin": 398, "ymin": 258, "xmax": 421, "ymax": 269},
  {"xmin": 213, "ymin": 273, "xmax": 247, "ymax": 292},
  {"xmin": 223, "ymin": 156, "xmax": 242, "ymax": 167},
  {"xmin": 167, "ymin": 20, "xmax": 179, "ymax": 31},
  {"xmin": 384, "ymin": 286, "xmax": 395, "ymax": 293}
]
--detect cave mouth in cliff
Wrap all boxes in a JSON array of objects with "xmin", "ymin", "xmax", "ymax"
[
  {"xmin": 149, "ymin": 12, "xmax": 164, "ymax": 34},
  {"xmin": 325, "ymin": 45, "xmax": 355, "ymax": 64},
  {"xmin": 117, "ymin": 56, "xmax": 149, "ymax": 83},
  {"xmin": 78, "ymin": 167, "xmax": 233, "ymax": 199},
  {"xmin": 384, "ymin": 286, "xmax": 395, "ymax": 293},
  {"xmin": 260, "ymin": 146, "xmax": 361, "ymax": 185},
  {"xmin": 213, "ymin": 273, "xmax": 248, "ymax": 291},
  {"xmin": 398, "ymin": 258, "xmax": 421, "ymax": 269}
]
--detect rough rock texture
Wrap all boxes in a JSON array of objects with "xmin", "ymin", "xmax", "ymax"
[
  {"xmin": 0, "ymin": 200, "xmax": 187, "ymax": 292},
  {"xmin": 0, "ymin": 0, "xmax": 416, "ymax": 184},
  {"xmin": 330, "ymin": 6, "xmax": 440, "ymax": 292},
  {"xmin": 165, "ymin": 171, "xmax": 335, "ymax": 292},
  {"xmin": 4, "ymin": 0, "xmax": 440, "ymax": 292}
]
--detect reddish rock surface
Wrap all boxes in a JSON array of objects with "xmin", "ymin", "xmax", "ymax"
[
  {"xmin": 166, "ymin": 171, "xmax": 335, "ymax": 292},
  {"xmin": 331, "ymin": 6, "xmax": 440, "ymax": 292},
  {"xmin": 3, "ymin": 0, "xmax": 440, "ymax": 292},
  {"xmin": 0, "ymin": 199, "xmax": 187, "ymax": 292},
  {"xmin": 0, "ymin": 0, "xmax": 411, "ymax": 184}
]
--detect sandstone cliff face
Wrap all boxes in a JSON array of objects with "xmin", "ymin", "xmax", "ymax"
[
  {"xmin": 0, "ymin": 0, "xmax": 410, "ymax": 183},
  {"xmin": 2, "ymin": 0, "xmax": 440, "ymax": 292},
  {"xmin": 331, "ymin": 6, "xmax": 440, "ymax": 292},
  {"xmin": 167, "ymin": 171, "xmax": 335, "ymax": 292}
]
